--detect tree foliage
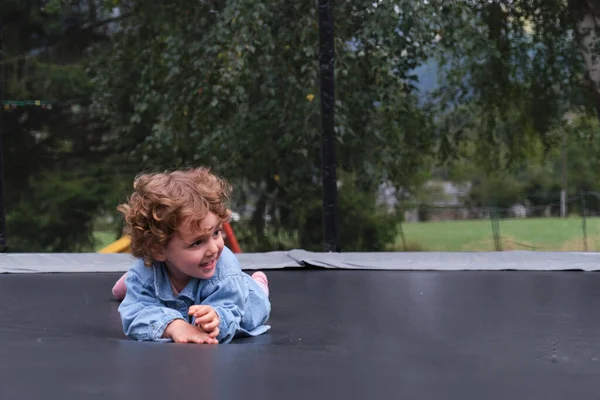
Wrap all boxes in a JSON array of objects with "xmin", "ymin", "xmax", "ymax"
[
  {"xmin": 1, "ymin": 0, "xmax": 125, "ymax": 251},
  {"xmin": 430, "ymin": 0, "xmax": 599, "ymax": 169},
  {"xmin": 92, "ymin": 0, "xmax": 442, "ymax": 249},
  {"xmin": 2, "ymin": 0, "xmax": 600, "ymax": 252}
]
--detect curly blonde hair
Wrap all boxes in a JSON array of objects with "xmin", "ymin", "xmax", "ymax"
[{"xmin": 117, "ymin": 167, "xmax": 232, "ymax": 266}]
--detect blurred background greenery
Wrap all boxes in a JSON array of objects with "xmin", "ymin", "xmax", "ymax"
[{"xmin": 1, "ymin": 0, "xmax": 600, "ymax": 253}]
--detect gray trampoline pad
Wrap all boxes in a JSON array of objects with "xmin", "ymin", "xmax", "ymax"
[
  {"xmin": 0, "ymin": 253, "xmax": 137, "ymax": 273},
  {"xmin": 0, "ymin": 250, "xmax": 599, "ymax": 273},
  {"xmin": 287, "ymin": 250, "xmax": 600, "ymax": 271},
  {"xmin": 0, "ymin": 252, "xmax": 301, "ymax": 273}
]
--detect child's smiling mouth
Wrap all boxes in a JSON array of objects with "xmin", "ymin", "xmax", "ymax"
[{"xmin": 199, "ymin": 259, "xmax": 216, "ymax": 270}]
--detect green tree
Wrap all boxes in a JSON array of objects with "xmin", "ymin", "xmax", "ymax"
[
  {"xmin": 568, "ymin": 0, "xmax": 600, "ymax": 119},
  {"xmin": 91, "ymin": 0, "xmax": 441, "ymax": 250},
  {"xmin": 1, "ymin": 0, "xmax": 128, "ymax": 251},
  {"xmin": 430, "ymin": 0, "xmax": 599, "ymax": 169}
]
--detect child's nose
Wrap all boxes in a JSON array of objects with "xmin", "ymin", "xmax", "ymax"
[{"xmin": 207, "ymin": 240, "xmax": 219, "ymax": 255}]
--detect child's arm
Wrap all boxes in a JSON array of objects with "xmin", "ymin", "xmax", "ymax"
[
  {"xmin": 117, "ymin": 270, "xmax": 185, "ymax": 342},
  {"xmin": 199, "ymin": 274, "xmax": 249, "ymax": 344}
]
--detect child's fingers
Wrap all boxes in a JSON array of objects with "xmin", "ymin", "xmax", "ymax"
[
  {"xmin": 202, "ymin": 320, "xmax": 219, "ymax": 331},
  {"xmin": 193, "ymin": 317, "xmax": 218, "ymax": 331},
  {"xmin": 188, "ymin": 305, "xmax": 210, "ymax": 316},
  {"xmin": 195, "ymin": 312, "xmax": 217, "ymax": 323},
  {"xmin": 193, "ymin": 335, "xmax": 218, "ymax": 344},
  {"xmin": 191, "ymin": 334, "xmax": 217, "ymax": 345},
  {"xmin": 208, "ymin": 327, "xmax": 220, "ymax": 338}
]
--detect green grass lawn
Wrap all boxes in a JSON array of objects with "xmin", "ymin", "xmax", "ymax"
[
  {"xmin": 395, "ymin": 217, "xmax": 600, "ymax": 252},
  {"xmin": 94, "ymin": 217, "xmax": 600, "ymax": 253}
]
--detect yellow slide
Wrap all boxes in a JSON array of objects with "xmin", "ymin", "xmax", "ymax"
[{"xmin": 97, "ymin": 236, "xmax": 131, "ymax": 253}]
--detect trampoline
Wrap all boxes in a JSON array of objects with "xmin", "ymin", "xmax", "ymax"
[{"xmin": 1, "ymin": 251, "xmax": 600, "ymax": 400}]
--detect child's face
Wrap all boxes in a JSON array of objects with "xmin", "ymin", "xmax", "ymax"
[{"xmin": 158, "ymin": 212, "xmax": 224, "ymax": 280}]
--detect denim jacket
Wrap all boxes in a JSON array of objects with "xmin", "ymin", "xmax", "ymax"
[{"xmin": 118, "ymin": 246, "xmax": 271, "ymax": 344}]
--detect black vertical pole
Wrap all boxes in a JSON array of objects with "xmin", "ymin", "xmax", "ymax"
[
  {"xmin": 581, "ymin": 190, "xmax": 588, "ymax": 251},
  {"xmin": 318, "ymin": 0, "xmax": 339, "ymax": 252},
  {"xmin": 0, "ymin": 26, "xmax": 6, "ymax": 252}
]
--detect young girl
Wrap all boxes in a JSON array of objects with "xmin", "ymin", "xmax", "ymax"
[{"xmin": 113, "ymin": 167, "xmax": 271, "ymax": 344}]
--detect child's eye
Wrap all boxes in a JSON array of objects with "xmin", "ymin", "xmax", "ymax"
[{"xmin": 190, "ymin": 229, "xmax": 221, "ymax": 247}]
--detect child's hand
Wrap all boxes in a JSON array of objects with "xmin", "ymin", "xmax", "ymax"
[
  {"xmin": 188, "ymin": 305, "xmax": 220, "ymax": 338},
  {"xmin": 163, "ymin": 319, "xmax": 219, "ymax": 344}
]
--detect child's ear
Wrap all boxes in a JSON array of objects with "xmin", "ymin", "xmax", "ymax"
[{"xmin": 153, "ymin": 248, "xmax": 167, "ymax": 262}]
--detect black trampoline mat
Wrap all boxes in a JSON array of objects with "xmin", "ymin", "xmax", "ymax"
[{"xmin": 1, "ymin": 270, "xmax": 600, "ymax": 399}]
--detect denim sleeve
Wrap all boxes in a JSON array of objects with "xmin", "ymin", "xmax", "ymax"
[
  {"xmin": 201, "ymin": 274, "xmax": 249, "ymax": 344},
  {"xmin": 118, "ymin": 270, "xmax": 184, "ymax": 342}
]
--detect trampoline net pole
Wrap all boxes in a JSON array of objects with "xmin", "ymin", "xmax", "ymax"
[
  {"xmin": 0, "ymin": 27, "xmax": 7, "ymax": 253},
  {"xmin": 318, "ymin": 0, "xmax": 339, "ymax": 252},
  {"xmin": 581, "ymin": 190, "xmax": 588, "ymax": 252}
]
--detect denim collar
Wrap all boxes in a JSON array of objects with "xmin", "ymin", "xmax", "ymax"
[{"xmin": 152, "ymin": 261, "xmax": 199, "ymax": 302}]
